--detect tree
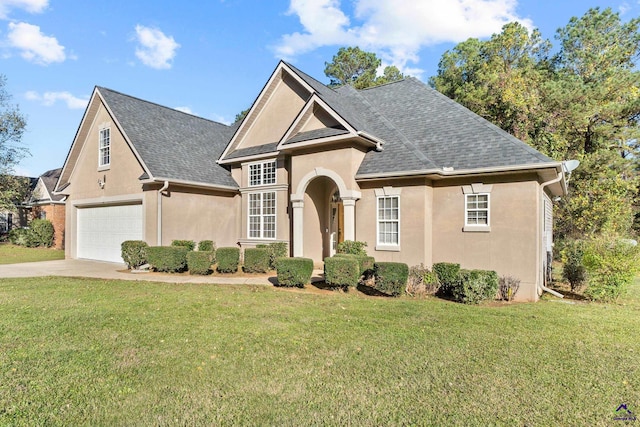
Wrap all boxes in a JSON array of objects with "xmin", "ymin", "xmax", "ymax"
[
  {"xmin": 324, "ymin": 47, "xmax": 404, "ymax": 89},
  {"xmin": 0, "ymin": 75, "xmax": 28, "ymax": 211},
  {"xmin": 430, "ymin": 9, "xmax": 640, "ymax": 238},
  {"xmin": 234, "ymin": 108, "xmax": 249, "ymax": 124}
]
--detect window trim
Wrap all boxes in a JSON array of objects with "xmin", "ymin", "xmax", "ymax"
[
  {"xmin": 376, "ymin": 194, "xmax": 400, "ymax": 249},
  {"xmin": 98, "ymin": 127, "xmax": 111, "ymax": 168},
  {"xmin": 247, "ymin": 191, "xmax": 276, "ymax": 240},
  {"xmin": 248, "ymin": 160, "xmax": 276, "ymax": 187},
  {"xmin": 462, "ymin": 183, "xmax": 492, "ymax": 232}
]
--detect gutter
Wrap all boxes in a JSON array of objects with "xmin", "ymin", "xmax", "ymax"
[
  {"xmin": 157, "ymin": 181, "xmax": 169, "ymax": 245},
  {"xmin": 538, "ymin": 168, "xmax": 566, "ymax": 299}
]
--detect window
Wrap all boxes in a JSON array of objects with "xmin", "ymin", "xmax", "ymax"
[
  {"xmin": 377, "ymin": 195, "xmax": 399, "ymax": 246},
  {"xmin": 249, "ymin": 160, "xmax": 276, "ymax": 186},
  {"xmin": 0, "ymin": 213, "xmax": 7, "ymax": 233},
  {"xmin": 99, "ymin": 128, "xmax": 110, "ymax": 167},
  {"xmin": 248, "ymin": 192, "xmax": 276, "ymax": 239},
  {"xmin": 465, "ymin": 193, "xmax": 489, "ymax": 226}
]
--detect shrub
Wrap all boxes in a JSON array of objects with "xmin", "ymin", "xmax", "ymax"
[
  {"xmin": 582, "ymin": 235, "xmax": 640, "ymax": 301},
  {"xmin": 198, "ymin": 240, "xmax": 215, "ymax": 252},
  {"xmin": 433, "ymin": 262, "xmax": 461, "ymax": 296},
  {"xmin": 257, "ymin": 242, "xmax": 288, "ymax": 269},
  {"xmin": 121, "ymin": 240, "xmax": 149, "ymax": 269},
  {"xmin": 451, "ymin": 269, "xmax": 498, "ymax": 304},
  {"xmin": 243, "ymin": 248, "xmax": 271, "ymax": 273},
  {"xmin": 561, "ymin": 239, "xmax": 586, "ymax": 291},
  {"xmin": 147, "ymin": 246, "xmax": 188, "ymax": 273},
  {"xmin": 407, "ymin": 264, "xmax": 440, "ymax": 296},
  {"xmin": 275, "ymin": 257, "xmax": 314, "ymax": 287},
  {"xmin": 498, "ymin": 276, "xmax": 521, "ymax": 301},
  {"xmin": 334, "ymin": 253, "xmax": 375, "ymax": 276},
  {"xmin": 216, "ymin": 247, "xmax": 240, "ymax": 273},
  {"xmin": 8, "ymin": 228, "xmax": 29, "ymax": 246},
  {"xmin": 187, "ymin": 251, "xmax": 214, "ymax": 275},
  {"xmin": 171, "ymin": 240, "xmax": 196, "ymax": 251},
  {"xmin": 336, "ymin": 240, "xmax": 368, "ymax": 256},
  {"xmin": 28, "ymin": 219, "xmax": 54, "ymax": 247},
  {"xmin": 373, "ymin": 262, "xmax": 409, "ymax": 296},
  {"xmin": 324, "ymin": 256, "xmax": 360, "ymax": 289}
]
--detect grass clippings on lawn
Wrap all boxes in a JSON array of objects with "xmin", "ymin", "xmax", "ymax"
[
  {"xmin": 0, "ymin": 243, "xmax": 65, "ymax": 264},
  {"xmin": 0, "ymin": 276, "xmax": 639, "ymax": 426}
]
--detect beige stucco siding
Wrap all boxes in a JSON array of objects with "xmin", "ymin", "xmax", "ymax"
[
  {"xmin": 290, "ymin": 146, "xmax": 366, "ymax": 194},
  {"xmin": 432, "ymin": 178, "xmax": 541, "ymax": 301},
  {"xmin": 356, "ymin": 180, "xmax": 432, "ymax": 266},
  {"xmin": 158, "ymin": 186, "xmax": 240, "ymax": 247}
]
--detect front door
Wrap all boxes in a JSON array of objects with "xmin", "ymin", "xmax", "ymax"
[{"xmin": 329, "ymin": 201, "xmax": 344, "ymax": 256}]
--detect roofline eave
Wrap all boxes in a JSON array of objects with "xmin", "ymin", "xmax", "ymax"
[{"xmin": 140, "ymin": 177, "xmax": 239, "ymax": 192}]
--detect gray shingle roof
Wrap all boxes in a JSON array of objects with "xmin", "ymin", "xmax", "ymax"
[
  {"xmin": 224, "ymin": 142, "xmax": 279, "ymax": 160},
  {"xmin": 98, "ymin": 87, "xmax": 237, "ymax": 188},
  {"xmin": 284, "ymin": 127, "xmax": 349, "ymax": 145},
  {"xmin": 40, "ymin": 168, "xmax": 64, "ymax": 202}
]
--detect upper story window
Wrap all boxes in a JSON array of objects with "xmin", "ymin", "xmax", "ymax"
[
  {"xmin": 99, "ymin": 128, "xmax": 111, "ymax": 167},
  {"xmin": 249, "ymin": 160, "xmax": 276, "ymax": 186}
]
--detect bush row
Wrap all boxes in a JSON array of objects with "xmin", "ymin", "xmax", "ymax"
[
  {"xmin": 8, "ymin": 219, "xmax": 55, "ymax": 248},
  {"xmin": 431, "ymin": 262, "xmax": 501, "ymax": 304}
]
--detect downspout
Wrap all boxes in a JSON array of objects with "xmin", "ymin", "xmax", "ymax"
[
  {"xmin": 157, "ymin": 181, "xmax": 169, "ymax": 245},
  {"xmin": 539, "ymin": 169, "xmax": 564, "ymax": 298}
]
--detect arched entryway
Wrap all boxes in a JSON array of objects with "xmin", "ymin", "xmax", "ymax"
[{"xmin": 290, "ymin": 167, "xmax": 360, "ymax": 261}]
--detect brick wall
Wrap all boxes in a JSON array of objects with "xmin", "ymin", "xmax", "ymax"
[{"xmin": 33, "ymin": 204, "xmax": 66, "ymax": 249}]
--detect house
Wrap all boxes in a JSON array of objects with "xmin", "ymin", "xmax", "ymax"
[
  {"xmin": 55, "ymin": 61, "xmax": 569, "ymax": 301},
  {"xmin": 28, "ymin": 168, "xmax": 66, "ymax": 249}
]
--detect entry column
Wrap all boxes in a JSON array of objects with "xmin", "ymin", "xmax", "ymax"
[
  {"xmin": 291, "ymin": 198, "xmax": 304, "ymax": 257},
  {"xmin": 342, "ymin": 198, "xmax": 357, "ymax": 241}
]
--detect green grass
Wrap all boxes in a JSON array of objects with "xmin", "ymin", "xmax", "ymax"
[
  {"xmin": 0, "ymin": 243, "xmax": 64, "ymax": 264},
  {"xmin": 1, "ymin": 277, "xmax": 639, "ymax": 426}
]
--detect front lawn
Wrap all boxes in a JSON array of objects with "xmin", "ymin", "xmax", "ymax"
[
  {"xmin": 0, "ymin": 243, "xmax": 64, "ymax": 264},
  {"xmin": 0, "ymin": 277, "xmax": 638, "ymax": 426}
]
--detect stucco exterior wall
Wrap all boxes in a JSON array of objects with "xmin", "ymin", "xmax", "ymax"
[
  {"xmin": 63, "ymin": 104, "xmax": 146, "ymax": 259},
  {"xmin": 432, "ymin": 176, "xmax": 541, "ymax": 301},
  {"xmin": 158, "ymin": 185, "xmax": 240, "ymax": 248},
  {"xmin": 356, "ymin": 179, "xmax": 432, "ymax": 266}
]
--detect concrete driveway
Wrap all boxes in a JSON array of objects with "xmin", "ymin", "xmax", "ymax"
[{"xmin": 0, "ymin": 259, "xmax": 279, "ymax": 285}]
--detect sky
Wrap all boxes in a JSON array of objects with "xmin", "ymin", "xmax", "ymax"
[{"xmin": 1, "ymin": 0, "xmax": 638, "ymax": 177}]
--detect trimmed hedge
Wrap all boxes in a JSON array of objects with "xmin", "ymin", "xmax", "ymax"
[
  {"xmin": 256, "ymin": 242, "xmax": 288, "ymax": 269},
  {"xmin": 198, "ymin": 240, "xmax": 215, "ymax": 252},
  {"xmin": 334, "ymin": 253, "xmax": 375, "ymax": 276},
  {"xmin": 433, "ymin": 262, "xmax": 461, "ymax": 295},
  {"xmin": 275, "ymin": 257, "xmax": 314, "ymax": 287},
  {"xmin": 121, "ymin": 240, "xmax": 149, "ymax": 269},
  {"xmin": 216, "ymin": 247, "xmax": 240, "ymax": 273},
  {"xmin": 28, "ymin": 219, "xmax": 54, "ymax": 247},
  {"xmin": 243, "ymin": 248, "xmax": 271, "ymax": 273},
  {"xmin": 187, "ymin": 251, "xmax": 214, "ymax": 275},
  {"xmin": 336, "ymin": 240, "xmax": 368, "ymax": 256},
  {"xmin": 171, "ymin": 240, "xmax": 196, "ymax": 251},
  {"xmin": 374, "ymin": 262, "xmax": 409, "ymax": 296},
  {"xmin": 147, "ymin": 246, "xmax": 188, "ymax": 273},
  {"xmin": 451, "ymin": 269, "xmax": 499, "ymax": 304},
  {"xmin": 324, "ymin": 256, "xmax": 360, "ymax": 288},
  {"xmin": 8, "ymin": 228, "xmax": 29, "ymax": 246}
]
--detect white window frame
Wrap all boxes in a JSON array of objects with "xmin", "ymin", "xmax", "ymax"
[
  {"xmin": 248, "ymin": 191, "xmax": 276, "ymax": 239},
  {"xmin": 248, "ymin": 160, "xmax": 276, "ymax": 187},
  {"xmin": 376, "ymin": 195, "xmax": 400, "ymax": 247},
  {"xmin": 462, "ymin": 183, "xmax": 493, "ymax": 232},
  {"xmin": 98, "ymin": 127, "xmax": 111, "ymax": 168}
]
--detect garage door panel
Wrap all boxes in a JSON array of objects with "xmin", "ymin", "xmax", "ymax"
[{"xmin": 77, "ymin": 204, "xmax": 143, "ymax": 263}]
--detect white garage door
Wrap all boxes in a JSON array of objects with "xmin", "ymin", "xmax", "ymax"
[{"xmin": 77, "ymin": 204, "xmax": 143, "ymax": 263}]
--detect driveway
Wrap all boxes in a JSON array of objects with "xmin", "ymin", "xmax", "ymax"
[{"xmin": 0, "ymin": 259, "xmax": 279, "ymax": 285}]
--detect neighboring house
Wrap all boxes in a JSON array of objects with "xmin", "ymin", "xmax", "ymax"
[
  {"xmin": 0, "ymin": 175, "xmax": 37, "ymax": 234},
  {"xmin": 55, "ymin": 61, "xmax": 571, "ymax": 301},
  {"xmin": 28, "ymin": 168, "xmax": 66, "ymax": 249}
]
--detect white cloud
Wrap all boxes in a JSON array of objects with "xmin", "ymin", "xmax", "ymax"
[
  {"xmin": 275, "ymin": 0, "xmax": 532, "ymax": 76},
  {"xmin": 25, "ymin": 90, "xmax": 88, "ymax": 109},
  {"xmin": 134, "ymin": 25, "xmax": 180, "ymax": 69},
  {"xmin": 7, "ymin": 21, "xmax": 66, "ymax": 64},
  {"xmin": 0, "ymin": 0, "xmax": 48, "ymax": 19},
  {"xmin": 174, "ymin": 106, "xmax": 194, "ymax": 114}
]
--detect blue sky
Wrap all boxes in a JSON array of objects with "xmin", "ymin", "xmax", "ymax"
[{"xmin": 1, "ymin": 0, "xmax": 637, "ymax": 177}]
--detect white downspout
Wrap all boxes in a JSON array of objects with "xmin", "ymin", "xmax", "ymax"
[
  {"xmin": 539, "ymin": 169, "xmax": 564, "ymax": 298},
  {"xmin": 157, "ymin": 181, "xmax": 169, "ymax": 245}
]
